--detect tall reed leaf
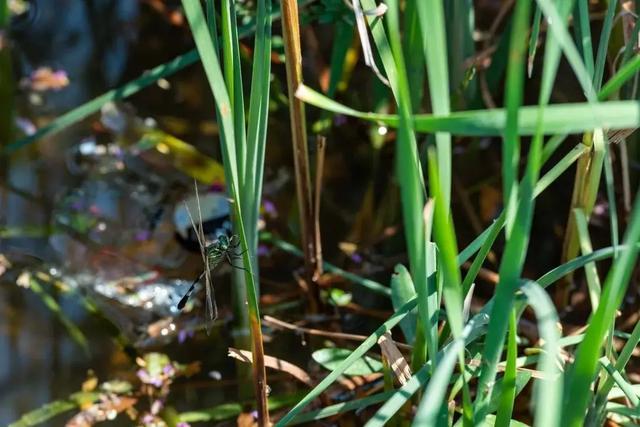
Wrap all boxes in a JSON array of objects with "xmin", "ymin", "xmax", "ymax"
[{"xmin": 181, "ymin": 1, "xmax": 271, "ymax": 423}]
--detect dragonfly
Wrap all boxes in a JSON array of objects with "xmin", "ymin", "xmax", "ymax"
[{"xmin": 176, "ymin": 182, "xmax": 247, "ymax": 328}]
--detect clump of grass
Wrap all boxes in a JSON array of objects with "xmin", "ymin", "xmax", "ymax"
[
  {"xmin": 180, "ymin": 0, "xmax": 272, "ymax": 424},
  {"xmin": 278, "ymin": 1, "xmax": 640, "ymax": 425}
]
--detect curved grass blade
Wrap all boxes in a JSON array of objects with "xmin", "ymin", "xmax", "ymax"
[
  {"xmin": 520, "ymin": 281, "xmax": 562, "ymax": 427},
  {"xmin": 416, "ymin": 0, "xmax": 452, "ymax": 208},
  {"xmin": 527, "ymin": 5, "xmax": 542, "ymax": 77},
  {"xmin": 495, "ymin": 310, "xmax": 518, "ymax": 427},
  {"xmin": 296, "ymin": 85, "xmax": 640, "ymax": 137}
]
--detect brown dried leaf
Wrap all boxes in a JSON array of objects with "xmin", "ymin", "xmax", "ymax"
[{"xmin": 228, "ymin": 347, "xmax": 314, "ymax": 387}]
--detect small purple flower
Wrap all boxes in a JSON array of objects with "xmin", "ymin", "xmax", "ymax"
[
  {"xmin": 162, "ymin": 363, "xmax": 176, "ymax": 377},
  {"xmin": 141, "ymin": 413, "xmax": 155, "ymax": 424},
  {"xmin": 137, "ymin": 369, "xmax": 163, "ymax": 387},
  {"xmin": 137, "ymin": 368, "xmax": 150, "ymax": 382},
  {"xmin": 262, "ymin": 199, "xmax": 278, "ymax": 218},
  {"xmin": 350, "ymin": 252, "xmax": 363, "ymax": 264},
  {"xmin": 257, "ymin": 244, "xmax": 270, "ymax": 257},
  {"xmin": 250, "ymin": 410, "xmax": 259, "ymax": 420},
  {"xmin": 177, "ymin": 423, "xmax": 191, "ymax": 427},
  {"xmin": 178, "ymin": 329, "xmax": 194, "ymax": 344}
]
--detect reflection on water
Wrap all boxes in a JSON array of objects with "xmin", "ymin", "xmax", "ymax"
[{"xmin": 2, "ymin": 1, "xmax": 141, "ymax": 424}]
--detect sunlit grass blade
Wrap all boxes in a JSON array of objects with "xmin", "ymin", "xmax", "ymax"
[
  {"xmin": 418, "ymin": 318, "xmax": 491, "ymax": 427},
  {"xmin": 598, "ymin": 357, "xmax": 639, "ymax": 406},
  {"xmin": 474, "ymin": 0, "xmax": 541, "ymax": 418},
  {"xmin": 403, "ymin": 0, "xmax": 425, "ymax": 110},
  {"xmin": 427, "ymin": 147, "xmax": 463, "ymax": 337},
  {"xmin": 591, "ymin": 319, "xmax": 640, "ymax": 422},
  {"xmin": 220, "ymin": 0, "xmax": 247, "ymax": 183},
  {"xmin": 562, "ymin": 189, "xmax": 640, "ymax": 426},
  {"xmin": 246, "ymin": 0, "xmax": 273, "ymax": 253},
  {"xmin": 527, "ymin": 5, "xmax": 542, "ymax": 77},
  {"xmin": 383, "ymin": 0, "xmax": 431, "ymax": 371},
  {"xmin": 536, "ymin": 0, "xmax": 596, "ymax": 101},
  {"xmin": 519, "ymin": 281, "xmax": 562, "ymax": 427},
  {"xmin": 573, "ymin": 207, "xmax": 602, "ymax": 309},
  {"xmin": 416, "ymin": 0, "xmax": 452, "ymax": 208},
  {"xmin": 502, "ymin": 0, "xmax": 532, "ymax": 235},
  {"xmin": 495, "ymin": 310, "xmax": 518, "ymax": 427},
  {"xmin": 296, "ymin": 84, "xmax": 640, "ymax": 136},
  {"xmin": 573, "ymin": 0, "xmax": 594, "ymax": 78},
  {"xmin": 593, "ymin": 0, "xmax": 618, "ymax": 91},
  {"xmin": 603, "ymin": 145, "xmax": 619, "ymax": 255}
]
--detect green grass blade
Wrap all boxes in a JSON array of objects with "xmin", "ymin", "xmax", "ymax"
[
  {"xmin": 536, "ymin": 243, "xmax": 640, "ymax": 288},
  {"xmin": 404, "ymin": 0, "xmax": 425, "ymax": 110},
  {"xmin": 593, "ymin": 0, "xmax": 618, "ymax": 91},
  {"xmin": 384, "ymin": 0, "xmax": 431, "ymax": 369},
  {"xmin": 428, "ymin": 147, "xmax": 463, "ymax": 337},
  {"xmin": 536, "ymin": 0, "xmax": 596, "ymax": 101},
  {"xmin": 495, "ymin": 310, "xmax": 518, "ymax": 427},
  {"xmin": 598, "ymin": 357, "xmax": 640, "ymax": 407},
  {"xmin": 359, "ymin": 0, "xmax": 399, "ymax": 98},
  {"xmin": 474, "ymin": 0, "xmax": 547, "ymax": 416},
  {"xmin": 444, "ymin": 0, "xmax": 475, "ymax": 107},
  {"xmin": 562, "ymin": 189, "xmax": 640, "ymax": 426},
  {"xmin": 592, "ymin": 319, "xmax": 640, "ymax": 422},
  {"xmin": 599, "ymin": 55, "xmax": 640, "ymax": 100},
  {"xmin": 573, "ymin": 0, "xmax": 594, "ymax": 78},
  {"xmin": 528, "ymin": 5, "xmax": 542, "ymax": 77},
  {"xmin": 220, "ymin": 0, "xmax": 247, "ymax": 182},
  {"xmin": 182, "ymin": 1, "xmax": 269, "ymax": 421},
  {"xmin": 391, "ymin": 264, "xmax": 418, "ymax": 344},
  {"xmin": 274, "ymin": 298, "xmax": 418, "ymax": 426},
  {"xmin": 603, "ymin": 145, "xmax": 620, "ymax": 255},
  {"xmin": 520, "ymin": 281, "xmax": 562, "ymax": 427},
  {"xmin": 289, "ymin": 391, "xmax": 396, "ymax": 425},
  {"xmin": 412, "ymin": 324, "xmax": 475, "ymax": 426},
  {"xmin": 29, "ymin": 278, "xmax": 89, "ymax": 356},
  {"xmin": 502, "ymin": 0, "xmax": 532, "ymax": 235},
  {"xmin": 416, "ymin": 0, "xmax": 452, "ymax": 209},
  {"xmin": 246, "ymin": 0, "xmax": 273, "ymax": 252},
  {"xmin": 573, "ymin": 207, "xmax": 602, "ymax": 309},
  {"xmin": 296, "ymin": 84, "xmax": 640, "ymax": 136}
]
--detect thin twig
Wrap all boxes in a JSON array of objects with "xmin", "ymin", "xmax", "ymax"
[{"xmin": 262, "ymin": 315, "xmax": 413, "ymax": 352}]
